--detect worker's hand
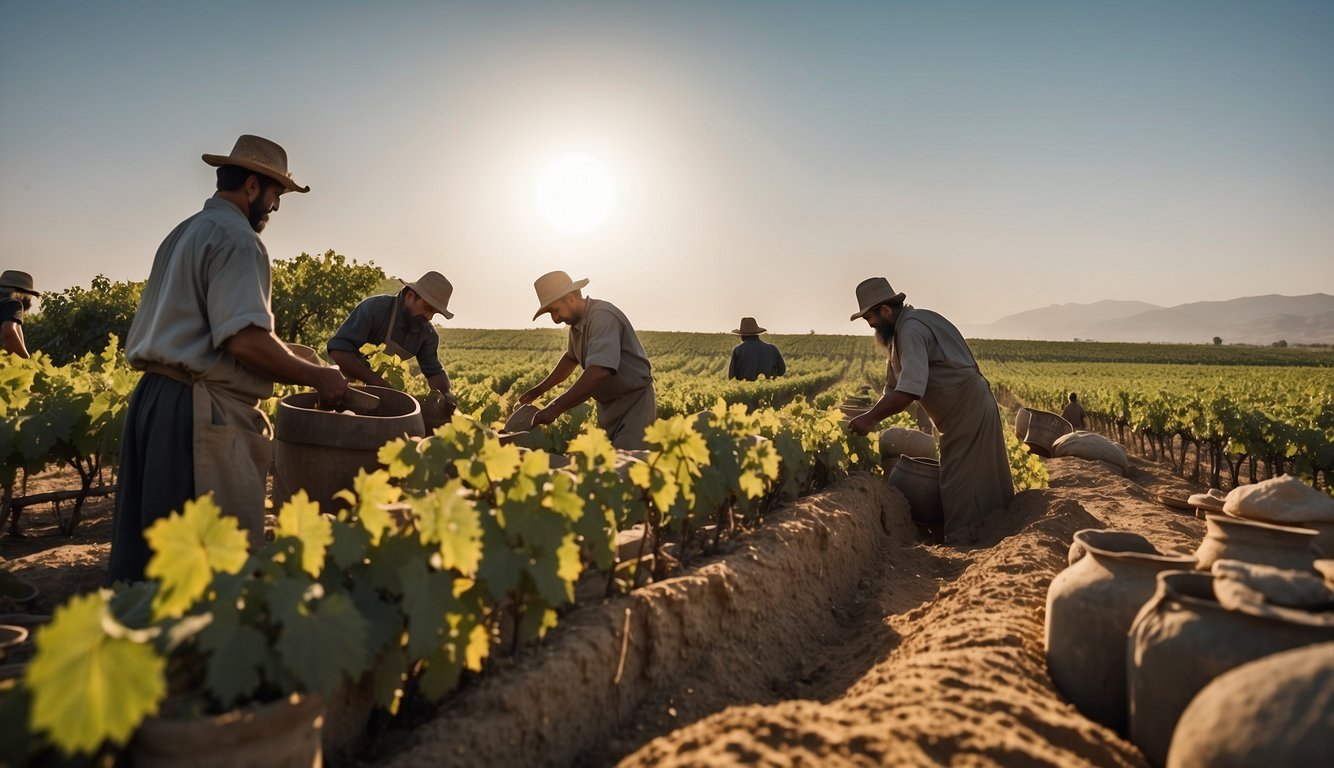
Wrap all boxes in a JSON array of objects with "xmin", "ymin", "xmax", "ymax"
[
  {"xmin": 313, "ymin": 367, "xmax": 351, "ymax": 407},
  {"xmin": 847, "ymin": 411, "xmax": 878, "ymax": 436},
  {"xmin": 517, "ymin": 387, "xmax": 542, "ymax": 406},
  {"xmin": 531, "ymin": 405, "xmax": 559, "ymax": 429},
  {"xmin": 440, "ymin": 391, "xmax": 458, "ymax": 418}
]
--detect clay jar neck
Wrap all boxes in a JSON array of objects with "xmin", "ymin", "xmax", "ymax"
[
  {"xmin": 1070, "ymin": 529, "xmax": 1197, "ymax": 572},
  {"xmin": 1205, "ymin": 515, "xmax": 1318, "ymax": 550}
]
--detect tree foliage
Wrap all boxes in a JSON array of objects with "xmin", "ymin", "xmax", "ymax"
[
  {"xmin": 24, "ymin": 275, "xmax": 143, "ymax": 365},
  {"xmin": 271, "ymin": 250, "xmax": 386, "ymax": 346}
]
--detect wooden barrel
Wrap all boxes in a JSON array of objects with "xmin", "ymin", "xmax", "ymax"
[
  {"xmin": 888, "ymin": 455, "xmax": 943, "ymax": 524},
  {"xmin": 273, "ymin": 386, "xmax": 424, "ymax": 512}
]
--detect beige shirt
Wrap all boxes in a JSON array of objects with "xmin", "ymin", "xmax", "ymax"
[
  {"xmin": 567, "ymin": 297, "xmax": 653, "ymax": 404},
  {"xmin": 885, "ymin": 306, "xmax": 981, "ymax": 398},
  {"xmin": 127, "ymin": 198, "xmax": 274, "ymax": 397}
]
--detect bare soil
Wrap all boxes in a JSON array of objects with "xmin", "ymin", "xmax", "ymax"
[{"xmin": 1, "ymin": 455, "xmax": 1209, "ymax": 767}]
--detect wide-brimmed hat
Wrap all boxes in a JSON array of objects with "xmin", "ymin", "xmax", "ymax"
[
  {"xmin": 849, "ymin": 277, "xmax": 906, "ymax": 321},
  {"xmin": 202, "ymin": 134, "xmax": 310, "ymax": 194},
  {"xmin": 531, "ymin": 270, "xmax": 590, "ymax": 320},
  {"xmin": 400, "ymin": 271, "xmax": 455, "ymax": 319},
  {"xmin": 731, "ymin": 317, "xmax": 767, "ymax": 335},
  {"xmin": 0, "ymin": 270, "xmax": 37, "ymax": 296}
]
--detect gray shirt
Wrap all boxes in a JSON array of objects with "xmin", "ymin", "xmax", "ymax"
[
  {"xmin": 326, "ymin": 292, "xmax": 445, "ymax": 376},
  {"xmin": 127, "ymin": 197, "xmax": 274, "ymax": 395},
  {"xmin": 567, "ymin": 297, "xmax": 652, "ymax": 404},
  {"xmin": 885, "ymin": 306, "xmax": 982, "ymax": 398}
]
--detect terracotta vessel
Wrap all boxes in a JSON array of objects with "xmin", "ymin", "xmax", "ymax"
[
  {"xmin": 1045, "ymin": 529, "xmax": 1196, "ymax": 733},
  {"xmin": 1127, "ymin": 571, "xmax": 1334, "ymax": 766}
]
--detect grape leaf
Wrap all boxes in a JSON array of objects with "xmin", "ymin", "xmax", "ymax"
[
  {"xmin": 145, "ymin": 495, "xmax": 250, "ymax": 619},
  {"xmin": 26, "ymin": 592, "xmax": 167, "ymax": 755}
]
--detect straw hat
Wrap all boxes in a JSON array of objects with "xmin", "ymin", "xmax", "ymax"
[
  {"xmin": 731, "ymin": 317, "xmax": 767, "ymax": 335},
  {"xmin": 849, "ymin": 277, "xmax": 906, "ymax": 321},
  {"xmin": 400, "ymin": 272, "xmax": 455, "ymax": 319},
  {"xmin": 531, "ymin": 270, "xmax": 589, "ymax": 320},
  {"xmin": 0, "ymin": 270, "xmax": 37, "ymax": 296},
  {"xmin": 202, "ymin": 134, "xmax": 310, "ymax": 194}
]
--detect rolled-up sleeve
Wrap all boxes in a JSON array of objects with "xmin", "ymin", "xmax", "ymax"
[
  {"xmin": 206, "ymin": 242, "xmax": 273, "ymax": 347},
  {"xmin": 582, "ymin": 309, "xmax": 622, "ymax": 372},
  {"xmin": 327, "ymin": 299, "xmax": 376, "ymax": 355},
  {"xmin": 892, "ymin": 320, "xmax": 931, "ymax": 397}
]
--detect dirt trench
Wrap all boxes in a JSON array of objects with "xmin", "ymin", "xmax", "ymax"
[{"xmin": 383, "ymin": 456, "xmax": 1207, "ymax": 768}]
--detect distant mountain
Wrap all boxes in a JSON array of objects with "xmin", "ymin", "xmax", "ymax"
[{"xmin": 965, "ymin": 294, "xmax": 1334, "ymax": 345}]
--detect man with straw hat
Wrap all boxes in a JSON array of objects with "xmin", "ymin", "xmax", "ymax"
[
  {"xmin": 845, "ymin": 277, "xmax": 1012, "ymax": 544},
  {"xmin": 727, "ymin": 316, "xmax": 786, "ymax": 381},
  {"xmin": 326, "ymin": 270, "xmax": 458, "ymax": 414},
  {"xmin": 519, "ymin": 270, "xmax": 655, "ymax": 450},
  {"xmin": 1, "ymin": 269, "xmax": 39, "ymax": 358},
  {"xmin": 109, "ymin": 134, "xmax": 350, "ymax": 583}
]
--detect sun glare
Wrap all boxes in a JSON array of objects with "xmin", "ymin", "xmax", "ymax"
[{"xmin": 534, "ymin": 153, "xmax": 617, "ymax": 235}]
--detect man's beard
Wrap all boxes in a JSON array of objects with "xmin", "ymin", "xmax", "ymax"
[
  {"xmin": 873, "ymin": 317, "xmax": 896, "ymax": 348},
  {"xmin": 248, "ymin": 205, "xmax": 270, "ymax": 233}
]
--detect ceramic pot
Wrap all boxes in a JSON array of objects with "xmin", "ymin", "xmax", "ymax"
[
  {"xmin": 1127, "ymin": 571, "xmax": 1334, "ymax": 766},
  {"xmin": 887, "ymin": 455, "xmax": 942, "ymax": 524},
  {"xmin": 1044, "ymin": 529, "xmax": 1196, "ymax": 733},
  {"xmin": 1193, "ymin": 514, "xmax": 1318, "ymax": 573},
  {"xmin": 1022, "ymin": 409, "xmax": 1072, "ymax": 458},
  {"xmin": 1166, "ymin": 641, "xmax": 1334, "ymax": 768}
]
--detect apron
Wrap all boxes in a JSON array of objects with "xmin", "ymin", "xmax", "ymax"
[
  {"xmin": 152, "ymin": 356, "xmax": 274, "ymax": 550},
  {"xmin": 381, "ymin": 292, "xmax": 417, "ymax": 360},
  {"xmin": 890, "ymin": 308, "xmax": 1013, "ymax": 541},
  {"xmin": 595, "ymin": 384, "xmax": 656, "ymax": 450}
]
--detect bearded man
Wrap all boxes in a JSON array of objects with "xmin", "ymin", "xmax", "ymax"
[
  {"xmin": 518, "ymin": 270, "xmax": 655, "ymax": 450},
  {"xmin": 109, "ymin": 135, "xmax": 349, "ymax": 582},
  {"xmin": 846, "ymin": 277, "xmax": 1013, "ymax": 544}
]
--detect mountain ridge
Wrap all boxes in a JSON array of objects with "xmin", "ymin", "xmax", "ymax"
[{"xmin": 962, "ymin": 293, "xmax": 1334, "ymax": 345}]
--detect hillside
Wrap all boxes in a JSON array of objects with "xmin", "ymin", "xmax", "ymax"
[{"xmin": 966, "ymin": 293, "xmax": 1334, "ymax": 345}]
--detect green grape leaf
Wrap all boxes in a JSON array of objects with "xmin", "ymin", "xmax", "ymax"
[
  {"xmin": 275, "ymin": 591, "xmax": 370, "ymax": 696},
  {"xmin": 328, "ymin": 518, "xmax": 371, "ymax": 570},
  {"xmin": 336, "ymin": 468, "xmax": 402, "ymax": 545},
  {"xmin": 198, "ymin": 609, "xmax": 268, "ymax": 708},
  {"xmin": 544, "ymin": 470, "xmax": 584, "ymax": 521},
  {"xmin": 275, "ymin": 491, "xmax": 334, "ymax": 578},
  {"xmin": 412, "ymin": 480, "xmax": 484, "ymax": 576},
  {"xmin": 26, "ymin": 592, "xmax": 167, "ymax": 755},
  {"xmin": 145, "ymin": 495, "xmax": 250, "ymax": 619},
  {"xmin": 375, "ymin": 437, "xmax": 417, "ymax": 480},
  {"xmin": 398, "ymin": 555, "xmax": 458, "ymax": 658},
  {"xmin": 418, "ymin": 644, "xmax": 464, "ymax": 701}
]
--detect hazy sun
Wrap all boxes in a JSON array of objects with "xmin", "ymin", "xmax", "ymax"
[{"xmin": 534, "ymin": 153, "xmax": 617, "ymax": 235}]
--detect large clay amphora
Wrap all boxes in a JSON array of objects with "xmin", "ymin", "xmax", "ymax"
[
  {"xmin": 887, "ymin": 455, "xmax": 942, "ymax": 524},
  {"xmin": 1166, "ymin": 641, "xmax": 1334, "ymax": 768},
  {"xmin": 1127, "ymin": 571, "xmax": 1334, "ymax": 766},
  {"xmin": 1193, "ymin": 514, "xmax": 1318, "ymax": 573},
  {"xmin": 1022, "ymin": 409, "xmax": 1072, "ymax": 458},
  {"xmin": 1045, "ymin": 529, "xmax": 1196, "ymax": 734},
  {"xmin": 274, "ymin": 385, "xmax": 424, "ymax": 512}
]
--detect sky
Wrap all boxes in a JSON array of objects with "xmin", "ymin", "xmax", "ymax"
[{"xmin": 3, "ymin": 0, "xmax": 1332, "ymax": 334}]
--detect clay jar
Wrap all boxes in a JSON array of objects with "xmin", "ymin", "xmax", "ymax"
[
  {"xmin": 1127, "ymin": 571, "xmax": 1334, "ymax": 767},
  {"xmin": 1022, "ymin": 409, "xmax": 1073, "ymax": 458},
  {"xmin": 887, "ymin": 455, "xmax": 942, "ymax": 525},
  {"xmin": 1166, "ymin": 641, "xmax": 1334, "ymax": 768},
  {"xmin": 1193, "ymin": 514, "xmax": 1318, "ymax": 573},
  {"xmin": 878, "ymin": 426, "xmax": 936, "ymax": 475},
  {"xmin": 1044, "ymin": 529, "xmax": 1196, "ymax": 734},
  {"xmin": 133, "ymin": 693, "xmax": 325, "ymax": 768}
]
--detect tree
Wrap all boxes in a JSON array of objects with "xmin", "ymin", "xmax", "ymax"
[
  {"xmin": 270, "ymin": 251, "xmax": 387, "ymax": 346},
  {"xmin": 1273, "ymin": 339, "xmax": 1288, "ymax": 348},
  {"xmin": 1213, "ymin": 336, "xmax": 1222, "ymax": 346},
  {"xmin": 24, "ymin": 275, "xmax": 144, "ymax": 364}
]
